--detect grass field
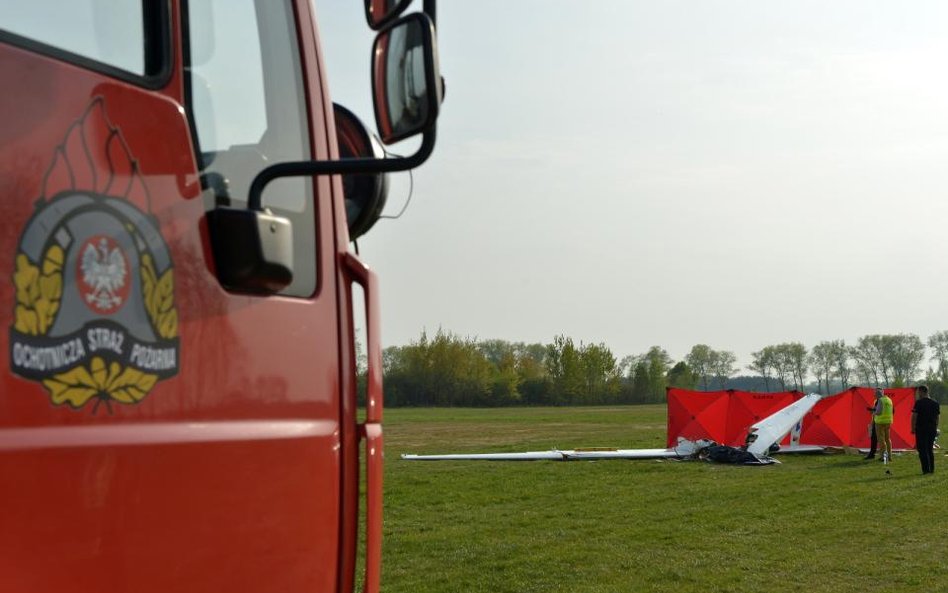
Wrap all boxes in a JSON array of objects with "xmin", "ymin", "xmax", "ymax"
[{"xmin": 378, "ymin": 405, "xmax": 946, "ymax": 593}]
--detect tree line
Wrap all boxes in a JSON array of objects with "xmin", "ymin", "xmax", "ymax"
[{"xmin": 370, "ymin": 330, "xmax": 948, "ymax": 407}]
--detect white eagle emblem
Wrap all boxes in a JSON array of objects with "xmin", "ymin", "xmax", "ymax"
[{"xmin": 80, "ymin": 237, "xmax": 128, "ymax": 311}]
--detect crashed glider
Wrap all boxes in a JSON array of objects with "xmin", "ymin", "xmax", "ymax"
[{"xmin": 402, "ymin": 393, "xmax": 825, "ymax": 465}]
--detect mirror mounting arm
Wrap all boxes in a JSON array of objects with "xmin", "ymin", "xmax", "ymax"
[
  {"xmin": 247, "ymin": 126, "xmax": 436, "ymax": 211},
  {"xmin": 424, "ymin": 0, "xmax": 436, "ymax": 25}
]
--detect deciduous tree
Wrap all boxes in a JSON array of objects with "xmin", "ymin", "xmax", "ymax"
[
  {"xmin": 928, "ymin": 331, "xmax": 948, "ymax": 383},
  {"xmin": 809, "ymin": 341, "xmax": 836, "ymax": 394},
  {"xmin": 748, "ymin": 349, "xmax": 773, "ymax": 391},
  {"xmin": 666, "ymin": 361, "xmax": 697, "ymax": 390},
  {"xmin": 827, "ymin": 340, "xmax": 851, "ymax": 389},
  {"xmin": 547, "ymin": 335, "xmax": 584, "ymax": 404},
  {"xmin": 711, "ymin": 350, "xmax": 738, "ymax": 389},
  {"xmin": 888, "ymin": 333, "xmax": 925, "ymax": 386},
  {"xmin": 786, "ymin": 342, "xmax": 808, "ymax": 391},
  {"xmin": 685, "ymin": 344, "xmax": 714, "ymax": 390},
  {"xmin": 580, "ymin": 342, "xmax": 620, "ymax": 404}
]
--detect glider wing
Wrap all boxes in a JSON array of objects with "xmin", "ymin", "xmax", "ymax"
[{"xmin": 401, "ymin": 438, "xmax": 716, "ymax": 461}]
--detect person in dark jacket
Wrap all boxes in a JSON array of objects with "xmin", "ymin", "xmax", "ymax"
[
  {"xmin": 911, "ymin": 384, "xmax": 940, "ymax": 474},
  {"xmin": 864, "ymin": 409, "xmax": 878, "ymax": 460}
]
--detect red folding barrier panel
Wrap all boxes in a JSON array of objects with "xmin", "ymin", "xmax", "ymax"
[
  {"xmin": 665, "ymin": 388, "xmax": 730, "ymax": 447},
  {"xmin": 843, "ymin": 387, "xmax": 915, "ymax": 450},
  {"xmin": 668, "ymin": 387, "xmax": 917, "ymax": 450},
  {"xmin": 667, "ymin": 388, "xmax": 800, "ymax": 447},
  {"xmin": 725, "ymin": 391, "xmax": 801, "ymax": 446},
  {"xmin": 800, "ymin": 391, "xmax": 853, "ymax": 447},
  {"xmin": 848, "ymin": 388, "xmax": 874, "ymax": 449},
  {"xmin": 888, "ymin": 389, "xmax": 915, "ymax": 450}
]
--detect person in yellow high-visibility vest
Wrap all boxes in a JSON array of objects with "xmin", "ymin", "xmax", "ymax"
[{"xmin": 872, "ymin": 388, "xmax": 895, "ymax": 462}]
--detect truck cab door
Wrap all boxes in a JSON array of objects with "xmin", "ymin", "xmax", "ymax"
[{"xmin": 182, "ymin": 0, "xmax": 347, "ymax": 591}]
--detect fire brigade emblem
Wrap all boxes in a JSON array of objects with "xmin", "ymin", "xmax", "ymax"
[{"xmin": 9, "ymin": 98, "xmax": 179, "ymax": 413}]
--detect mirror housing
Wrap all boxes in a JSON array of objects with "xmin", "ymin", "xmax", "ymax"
[
  {"xmin": 364, "ymin": 0, "xmax": 412, "ymax": 30},
  {"xmin": 334, "ymin": 104, "xmax": 389, "ymax": 240},
  {"xmin": 206, "ymin": 207, "xmax": 293, "ymax": 294},
  {"xmin": 372, "ymin": 13, "xmax": 442, "ymax": 145}
]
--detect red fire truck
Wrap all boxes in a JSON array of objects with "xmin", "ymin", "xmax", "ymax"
[{"xmin": 0, "ymin": 1, "xmax": 442, "ymax": 591}]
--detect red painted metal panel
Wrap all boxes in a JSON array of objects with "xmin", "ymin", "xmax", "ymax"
[
  {"xmin": 343, "ymin": 252, "xmax": 384, "ymax": 593},
  {"xmin": 0, "ymin": 1, "xmax": 348, "ymax": 590}
]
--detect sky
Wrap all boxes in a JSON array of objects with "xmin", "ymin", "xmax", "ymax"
[{"xmin": 316, "ymin": 1, "xmax": 948, "ymax": 369}]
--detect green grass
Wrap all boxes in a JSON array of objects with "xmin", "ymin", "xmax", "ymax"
[{"xmin": 379, "ymin": 406, "xmax": 946, "ymax": 593}]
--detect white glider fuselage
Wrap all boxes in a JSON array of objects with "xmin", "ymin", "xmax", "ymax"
[{"xmin": 745, "ymin": 393, "xmax": 823, "ymax": 456}]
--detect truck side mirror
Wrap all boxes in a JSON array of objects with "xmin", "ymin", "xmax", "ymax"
[
  {"xmin": 245, "ymin": 9, "xmax": 443, "ymax": 236},
  {"xmin": 372, "ymin": 13, "xmax": 442, "ymax": 145},
  {"xmin": 364, "ymin": 0, "xmax": 412, "ymax": 30},
  {"xmin": 334, "ymin": 104, "xmax": 389, "ymax": 240}
]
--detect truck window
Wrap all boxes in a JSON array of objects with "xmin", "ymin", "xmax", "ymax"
[
  {"xmin": 185, "ymin": 0, "xmax": 316, "ymax": 297},
  {"xmin": 0, "ymin": 0, "xmax": 165, "ymax": 81}
]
